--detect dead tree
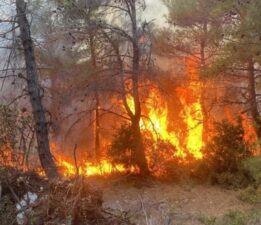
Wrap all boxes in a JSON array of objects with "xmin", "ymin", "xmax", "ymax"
[{"xmin": 16, "ymin": 0, "xmax": 58, "ymax": 179}]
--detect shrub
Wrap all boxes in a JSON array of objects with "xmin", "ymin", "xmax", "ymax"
[
  {"xmin": 203, "ymin": 119, "xmax": 254, "ymax": 188},
  {"xmin": 205, "ymin": 119, "xmax": 253, "ymax": 174},
  {"xmin": 219, "ymin": 211, "xmax": 247, "ymax": 225},
  {"xmin": 108, "ymin": 125, "xmax": 182, "ymax": 178},
  {"xmin": 198, "ymin": 215, "xmax": 216, "ymax": 225},
  {"xmin": 218, "ymin": 210, "xmax": 261, "ymax": 225},
  {"xmin": 145, "ymin": 138, "xmax": 181, "ymax": 178},
  {"xmin": 211, "ymin": 171, "xmax": 250, "ymax": 189},
  {"xmin": 239, "ymin": 186, "xmax": 261, "ymax": 204},
  {"xmin": 241, "ymin": 156, "xmax": 261, "ymax": 185},
  {"xmin": 108, "ymin": 124, "xmax": 137, "ymax": 169}
]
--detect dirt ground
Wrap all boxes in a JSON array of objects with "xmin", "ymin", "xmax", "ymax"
[{"xmin": 88, "ymin": 177, "xmax": 256, "ymax": 225}]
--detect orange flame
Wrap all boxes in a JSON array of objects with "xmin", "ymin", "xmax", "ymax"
[
  {"xmin": 126, "ymin": 58, "xmax": 204, "ymax": 159},
  {"xmin": 57, "ymin": 158, "xmax": 125, "ymax": 177},
  {"xmin": 176, "ymin": 57, "xmax": 204, "ymax": 158},
  {"xmin": 49, "ymin": 143, "xmax": 126, "ymax": 177}
]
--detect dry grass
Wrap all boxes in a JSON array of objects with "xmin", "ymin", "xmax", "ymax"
[{"xmin": 91, "ymin": 179, "xmax": 258, "ymax": 225}]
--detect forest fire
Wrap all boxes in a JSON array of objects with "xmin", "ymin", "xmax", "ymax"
[
  {"xmin": 1, "ymin": 58, "xmax": 258, "ymax": 178},
  {"xmin": 49, "ymin": 143, "xmax": 126, "ymax": 177},
  {"xmin": 176, "ymin": 58, "xmax": 204, "ymax": 158},
  {"xmin": 126, "ymin": 58, "xmax": 204, "ymax": 159},
  {"xmin": 57, "ymin": 158, "xmax": 125, "ymax": 177},
  {"xmin": 2, "ymin": 1, "xmax": 261, "ymax": 224},
  {"xmin": 53, "ymin": 69, "xmax": 206, "ymax": 177},
  {"xmin": 225, "ymin": 109, "xmax": 259, "ymax": 152},
  {"xmin": 51, "ymin": 55, "xmax": 257, "ymax": 178}
]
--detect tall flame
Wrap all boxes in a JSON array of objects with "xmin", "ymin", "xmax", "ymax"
[
  {"xmin": 126, "ymin": 58, "xmax": 204, "ymax": 159},
  {"xmin": 176, "ymin": 57, "xmax": 204, "ymax": 158}
]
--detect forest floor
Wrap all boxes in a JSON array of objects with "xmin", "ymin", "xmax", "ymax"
[{"xmin": 88, "ymin": 176, "xmax": 261, "ymax": 225}]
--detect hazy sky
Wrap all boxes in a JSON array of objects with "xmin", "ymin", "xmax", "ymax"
[{"xmin": 144, "ymin": 0, "xmax": 168, "ymax": 25}]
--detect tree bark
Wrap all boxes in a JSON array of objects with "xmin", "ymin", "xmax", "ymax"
[
  {"xmin": 247, "ymin": 59, "xmax": 261, "ymax": 137},
  {"xmin": 130, "ymin": 1, "xmax": 149, "ymax": 176},
  {"xmin": 16, "ymin": 0, "xmax": 58, "ymax": 179},
  {"xmin": 89, "ymin": 34, "xmax": 100, "ymax": 160},
  {"xmin": 200, "ymin": 20, "xmax": 209, "ymax": 142}
]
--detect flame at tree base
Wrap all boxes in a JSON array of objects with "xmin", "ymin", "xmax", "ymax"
[
  {"xmin": 126, "ymin": 58, "xmax": 204, "ymax": 159},
  {"xmin": 57, "ymin": 159, "xmax": 126, "ymax": 177},
  {"xmin": 30, "ymin": 57, "xmax": 260, "ymax": 178}
]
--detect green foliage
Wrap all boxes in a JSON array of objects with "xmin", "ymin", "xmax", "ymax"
[
  {"xmin": 211, "ymin": 172, "xmax": 250, "ymax": 189},
  {"xmin": 239, "ymin": 186, "xmax": 261, "ymax": 204},
  {"xmin": 242, "ymin": 156, "xmax": 261, "ymax": 185},
  {"xmin": 145, "ymin": 138, "xmax": 179, "ymax": 176},
  {"xmin": 200, "ymin": 55, "xmax": 234, "ymax": 78},
  {"xmin": 203, "ymin": 0, "xmax": 261, "ymax": 78},
  {"xmin": 108, "ymin": 125, "xmax": 136, "ymax": 168},
  {"xmin": 165, "ymin": 0, "xmax": 222, "ymax": 27},
  {"xmin": 165, "ymin": 0, "xmax": 199, "ymax": 26},
  {"xmin": 218, "ymin": 210, "xmax": 261, "ymax": 225},
  {"xmin": 161, "ymin": 0, "xmax": 229, "ymax": 63},
  {"xmin": 205, "ymin": 119, "xmax": 252, "ymax": 174},
  {"xmin": 220, "ymin": 211, "xmax": 247, "ymax": 225},
  {"xmin": 198, "ymin": 215, "xmax": 217, "ymax": 225},
  {"xmin": 199, "ymin": 210, "xmax": 261, "ymax": 225},
  {"xmin": 109, "ymin": 125, "xmax": 182, "ymax": 178},
  {"xmin": 203, "ymin": 119, "xmax": 254, "ymax": 188}
]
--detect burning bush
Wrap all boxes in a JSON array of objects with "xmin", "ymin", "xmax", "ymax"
[
  {"xmin": 108, "ymin": 125, "xmax": 138, "ymax": 171},
  {"xmin": 109, "ymin": 124, "xmax": 184, "ymax": 179},
  {"xmin": 205, "ymin": 119, "xmax": 253, "ymax": 173},
  {"xmin": 144, "ymin": 138, "xmax": 186, "ymax": 180}
]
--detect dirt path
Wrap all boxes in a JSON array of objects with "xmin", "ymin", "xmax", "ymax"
[{"xmin": 92, "ymin": 180, "xmax": 253, "ymax": 225}]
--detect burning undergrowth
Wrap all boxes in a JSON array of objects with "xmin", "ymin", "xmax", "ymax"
[
  {"xmin": 48, "ymin": 58, "xmax": 259, "ymax": 180},
  {"xmin": 46, "ymin": 59, "xmax": 258, "ymax": 178},
  {"xmin": 0, "ymin": 57, "xmax": 259, "ymax": 180}
]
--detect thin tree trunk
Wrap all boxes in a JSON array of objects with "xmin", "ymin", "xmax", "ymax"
[
  {"xmin": 102, "ymin": 1, "xmax": 149, "ymax": 175},
  {"xmin": 89, "ymin": 35, "xmax": 100, "ymax": 160},
  {"xmin": 200, "ymin": 20, "xmax": 209, "ymax": 142},
  {"xmin": 247, "ymin": 59, "xmax": 261, "ymax": 137},
  {"xmin": 94, "ymin": 92, "xmax": 100, "ymax": 159},
  {"xmin": 131, "ymin": 118, "xmax": 149, "ymax": 175},
  {"xmin": 130, "ymin": 1, "xmax": 149, "ymax": 176},
  {"xmin": 16, "ymin": 0, "xmax": 58, "ymax": 179}
]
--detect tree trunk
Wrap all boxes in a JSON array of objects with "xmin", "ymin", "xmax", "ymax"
[
  {"xmin": 247, "ymin": 59, "xmax": 261, "ymax": 137},
  {"xmin": 94, "ymin": 92, "xmax": 100, "ymax": 159},
  {"xmin": 130, "ymin": 1, "xmax": 149, "ymax": 176},
  {"xmin": 131, "ymin": 118, "xmax": 150, "ymax": 176},
  {"xmin": 200, "ymin": 20, "xmax": 209, "ymax": 142},
  {"xmin": 89, "ymin": 34, "xmax": 100, "ymax": 160},
  {"xmin": 16, "ymin": 0, "xmax": 58, "ymax": 179}
]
